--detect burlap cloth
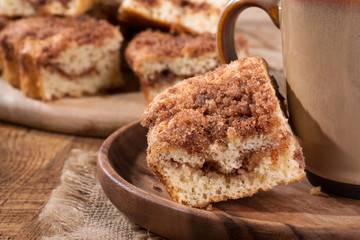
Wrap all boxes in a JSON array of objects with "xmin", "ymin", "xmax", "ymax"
[{"xmin": 40, "ymin": 149, "xmax": 162, "ymax": 240}]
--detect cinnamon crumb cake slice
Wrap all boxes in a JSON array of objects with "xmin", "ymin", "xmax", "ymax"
[
  {"xmin": 141, "ymin": 57, "xmax": 305, "ymax": 208},
  {"xmin": 126, "ymin": 29, "xmax": 248, "ymax": 102},
  {"xmin": 0, "ymin": 15, "xmax": 123, "ymax": 100}
]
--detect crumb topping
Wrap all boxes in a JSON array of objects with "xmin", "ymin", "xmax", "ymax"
[
  {"xmin": 142, "ymin": 57, "xmax": 282, "ymax": 154},
  {"xmin": 0, "ymin": 16, "xmax": 117, "ymax": 63},
  {"xmin": 125, "ymin": 30, "xmax": 217, "ymax": 68}
]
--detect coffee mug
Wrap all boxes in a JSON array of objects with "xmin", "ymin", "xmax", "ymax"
[{"xmin": 217, "ymin": 0, "xmax": 360, "ymax": 198}]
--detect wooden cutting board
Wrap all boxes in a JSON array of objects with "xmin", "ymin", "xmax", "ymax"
[{"xmin": 0, "ymin": 77, "xmax": 148, "ymax": 137}]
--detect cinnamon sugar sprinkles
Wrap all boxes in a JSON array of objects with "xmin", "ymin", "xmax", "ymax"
[{"xmin": 142, "ymin": 56, "xmax": 281, "ymax": 154}]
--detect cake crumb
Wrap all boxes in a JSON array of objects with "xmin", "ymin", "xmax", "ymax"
[
  {"xmin": 205, "ymin": 204, "xmax": 213, "ymax": 211},
  {"xmin": 152, "ymin": 183, "xmax": 162, "ymax": 192},
  {"xmin": 310, "ymin": 186, "xmax": 321, "ymax": 196}
]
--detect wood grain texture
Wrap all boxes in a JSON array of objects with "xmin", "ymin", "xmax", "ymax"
[
  {"xmin": 98, "ymin": 121, "xmax": 360, "ymax": 240},
  {"xmin": 0, "ymin": 77, "xmax": 147, "ymax": 138},
  {"xmin": 0, "ymin": 121, "xmax": 104, "ymax": 239}
]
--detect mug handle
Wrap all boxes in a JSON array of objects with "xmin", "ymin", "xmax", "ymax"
[{"xmin": 217, "ymin": 0, "xmax": 280, "ymax": 64}]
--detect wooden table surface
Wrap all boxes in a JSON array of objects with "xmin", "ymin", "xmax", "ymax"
[{"xmin": 0, "ymin": 121, "xmax": 104, "ymax": 239}]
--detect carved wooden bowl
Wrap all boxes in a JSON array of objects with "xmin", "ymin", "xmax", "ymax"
[{"xmin": 97, "ymin": 121, "xmax": 360, "ymax": 239}]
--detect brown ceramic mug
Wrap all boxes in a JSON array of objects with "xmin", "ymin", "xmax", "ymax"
[{"xmin": 218, "ymin": 0, "xmax": 360, "ymax": 198}]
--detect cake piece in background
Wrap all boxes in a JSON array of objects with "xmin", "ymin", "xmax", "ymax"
[
  {"xmin": 0, "ymin": 15, "xmax": 123, "ymax": 100},
  {"xmin": 0, "ymin": 17, "xmax": 33, "ymax": 88},
  {"xmin": 0, "ymin": 0, "xmax": 101, "ymax": 17},
  {"xmin": 19, "ymin": 16, "xmax": 123, "ymax": 100},
  {"xmin": 142, "ymin": 56, "xmax": 305, "ymax": 208},
  {"xmin": 126, "ymin": 29, "xmax": 248, "ymax": 102},
  {"xmin": 118, "ymin": 0, "xmax": 228, "ymax": 34}
]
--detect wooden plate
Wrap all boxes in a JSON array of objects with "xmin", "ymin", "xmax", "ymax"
[
  {"xmin": 97, "ymin": 121, "xmax": 360, "ymax": 239},
  {"xmin": 0, "ymin": 77, "xmax": 147, "ymax": 137}
]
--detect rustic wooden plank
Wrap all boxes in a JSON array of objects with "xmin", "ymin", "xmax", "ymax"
[{"xmin": 0, "ymin": 121, "xmax": 104, "ymax": 239}]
